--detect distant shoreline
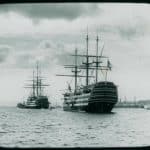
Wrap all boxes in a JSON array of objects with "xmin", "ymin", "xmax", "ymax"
[{"xmin": 114, "ymin": 101, "xmax": 145, "ymax": 108}]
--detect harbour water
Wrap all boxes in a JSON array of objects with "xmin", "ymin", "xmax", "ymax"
[{"xmin": 0, "ymin": 107, "xmax": 150, "ymax": 147}]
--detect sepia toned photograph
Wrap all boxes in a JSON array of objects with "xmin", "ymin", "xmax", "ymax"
[{"xmin": 0, "ymin": 2, "xmax": 149, "ymax": 149}]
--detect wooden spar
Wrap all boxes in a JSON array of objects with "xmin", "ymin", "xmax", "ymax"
[
  {"xmin": 25, "ymin": 84, "xmax": 49, "ymax": 87},
  {"xmin": 70, "ymin": 54, "xmax": 107, "ymax": 58},
  {"xmin": 56, "ymin": 74, "xmax": 94, "ymax": 78}
]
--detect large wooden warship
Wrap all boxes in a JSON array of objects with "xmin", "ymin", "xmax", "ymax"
[
  {"xmin": 17, "ymin": 63, "xmax": 50, "ymax": 109},
  {"xmin": 57, "ymin": 32, "xmax": 118, "ymax": 113}
]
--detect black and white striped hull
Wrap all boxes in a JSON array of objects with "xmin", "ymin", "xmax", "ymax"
[
  {"xmin": 63, "ymin": 93, "xmax": 90, "ymax": 112},
  {"xmin": 63, "ymin": 81, "xmax": 118, "ymax": 113}
]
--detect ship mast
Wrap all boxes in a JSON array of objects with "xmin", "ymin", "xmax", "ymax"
[
  {"xmin": 75, "ymin": 49, "xmax": 78, "ymax": 92},
  {"xmin": 39, "ymin": 70, "xmax": 42, "ymax": 96},
  {"xmin": 86, "ymin": 30, "xmax": 89, "ymax": 86},
  {"xmin": 24, "ymin": 62, "xmax": 49, "ymax": 97},
  {"xmin": 71, "ymin": 48, "xmax": 80, "ymax": 93},
  {"xmin": 36, "ymin": 63, "xmax": 49, "ymax": 96},
  {"xmin": 33, "ymin": 70, "xmax": 35, "ymax": 97},
  {"xmin": 96, "ymin": 34, "xmax": 99, "ymax": 83},
  {"xmin": 36, "ymin": 62, "xmax": 39, "ymax": 97},
  {"xmin": 93, "ymin": 34, "xmax": 105, "ymax": 83},
  {"xmin": 56, "ymin": 31, "xmax": 110, "ymax": 92},
  {"xmin": 81, "ymin": 31, "xmax": 95, "ymax": 86},
  {"xmin": 56, "ymin": 48, "xmax": 95, "ymax": 92}
]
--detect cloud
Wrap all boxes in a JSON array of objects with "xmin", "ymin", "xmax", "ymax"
[
  {"xmin": 0, "ymin": 4, "xmax": 99, "ymax": 21},
  {"xmin": 5, "ymin": 39, "xmax": 80, "ymax": 70},
  {"xmin": 87, "ymin": 4, "xmax": 150, "ymax": 40},
  {"xmin": 117, "ymin": 17, "xmax": 149, "ymax": 40},
  {"xmin": 14, "ymin": 53, "xmax": 35, "ymax": 68},
  {"xmin": 0, "ymin": 45, "xmax": 11, "ymax": 63},
  {"xmin": 6, "ymin": 40, "xmax": 64, "ymax": 69},
  {"xmin": 88, "ymin": 21, "xmax": 149, "ymax": 42}
]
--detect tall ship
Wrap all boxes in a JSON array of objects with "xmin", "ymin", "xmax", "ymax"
[
  {"xmin": 57, "ymin": 32, "xmax": 118, "ymax": 113},
  {"xmin": 17, "ymin": 63, "xmax": 50, "ymax": 109}
]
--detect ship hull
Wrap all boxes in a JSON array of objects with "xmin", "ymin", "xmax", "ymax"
[
  {"xmin": 17, "ymin": 104, "xmax": 40, "ymax": 109},
  {"xmin": 63, "ymin": 102, "xmax": 115, "ymax": 113},
  {"xmin": 63, "ymin": 105, "xmax": 87, "ymax": 112},
  {"xmin": 17, "ymin": 96, "xmax": 49, "ymax": 109},
  {"xmin": 17, "ymin": 104, "xmax": 49, "ymax": 109},
  {"xmin": 63, "ymin": 81, "xmax": 118, "ymax": 113},
  {"xmin": 86, "ymin": 102, "xmax": 115, "ymax": 113}
]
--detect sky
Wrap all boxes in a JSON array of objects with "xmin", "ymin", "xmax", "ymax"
[{"xmin": 0, "ymin": 3, "xmax": 150, "ymax": 106}]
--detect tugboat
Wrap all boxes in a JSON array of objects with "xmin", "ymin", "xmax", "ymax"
[
  {"xmin": 17, "ymin": 62, "xmax": 50, "ymax": 109},
  {"xmin": 57, "ymin": 32, "xmax": 118, "ymax": 113}
]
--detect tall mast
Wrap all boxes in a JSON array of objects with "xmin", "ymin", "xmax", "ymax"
[
  {"xmin": 33, "ymin": 70, "xmax": 35, "ymax": 97},
  {"xmin": 39, "ymin": 70, "xmax": 42, "ymax": 96},
  {"xmin": 36, "ymin": 62, "xmax": 39, "ymax": 97},
  {"xmin": 24, "ymin": 62, "xmax": 49, "ymax": 96},
  {"xmin": 56, "ymin": 31, "xmax": 111, "ymax": 92},
  {"xmin": 96, "ymin": 34, "xmax": 99, "ymax": 83},
  {"xmin": 71, "ymin": 48, "xmax": 80, "ymax": 93},
  {"xmin": 75, "ymin": 49, "xmax": 77, "ymax": 91},
  {"xmin": 56, "ymin": 47, "xmax": 95, "ymax": 92},
  {"xmin": 86, "ymin": 28, "xmax": 89, "ymax": 86}
]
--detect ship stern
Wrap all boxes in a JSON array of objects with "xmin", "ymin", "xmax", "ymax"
[{"xmin": 87, "ymin": 81, "xmax": 118, "ymax": 113}]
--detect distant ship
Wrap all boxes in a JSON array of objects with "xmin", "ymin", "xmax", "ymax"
[
  {"xmin": 57, "ymin": 32, "xmax": 118, "ymax": 113},
  {"xmin": 17, "ymin": 63, "xmax": 50, "ymax": 109}
]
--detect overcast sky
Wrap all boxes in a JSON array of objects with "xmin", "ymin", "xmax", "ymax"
[{"xmin": 0, "ymin": 3, "xmax": 150, "ymax": 106}]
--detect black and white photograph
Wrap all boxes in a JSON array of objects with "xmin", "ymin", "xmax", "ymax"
[{"xmin": 0, "ymin": 2, "xmax": 150, "ymax": 148}]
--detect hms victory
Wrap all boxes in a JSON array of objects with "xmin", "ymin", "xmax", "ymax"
[
  {"xmin": 17, "ymin": 63, "xmax": 50, "ymax": 109},
  {"xmin": 57, "ymin": 32, "xmax": 118, "ymax": 113}
]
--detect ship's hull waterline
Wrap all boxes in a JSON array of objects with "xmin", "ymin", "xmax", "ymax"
[
  {"xmin": 17, "ymin": 103, "xmax": 42, "ymax": 109},
  {"xmin": 17, "ymin": 104, "xmax": 49, "ymax": 109},
  {"xmin": 63, "ymin": 81, "xmax": 118, "ymax": 113}
]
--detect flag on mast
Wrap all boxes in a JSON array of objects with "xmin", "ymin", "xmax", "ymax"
[{"xmin": 107, "ymin": 59, "xmax": 112, "ymax": 70}]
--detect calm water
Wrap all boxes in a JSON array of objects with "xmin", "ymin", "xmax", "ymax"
[{"xmin": 0, "ymin": 107, "xmax": 150, "ymax": 147}]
